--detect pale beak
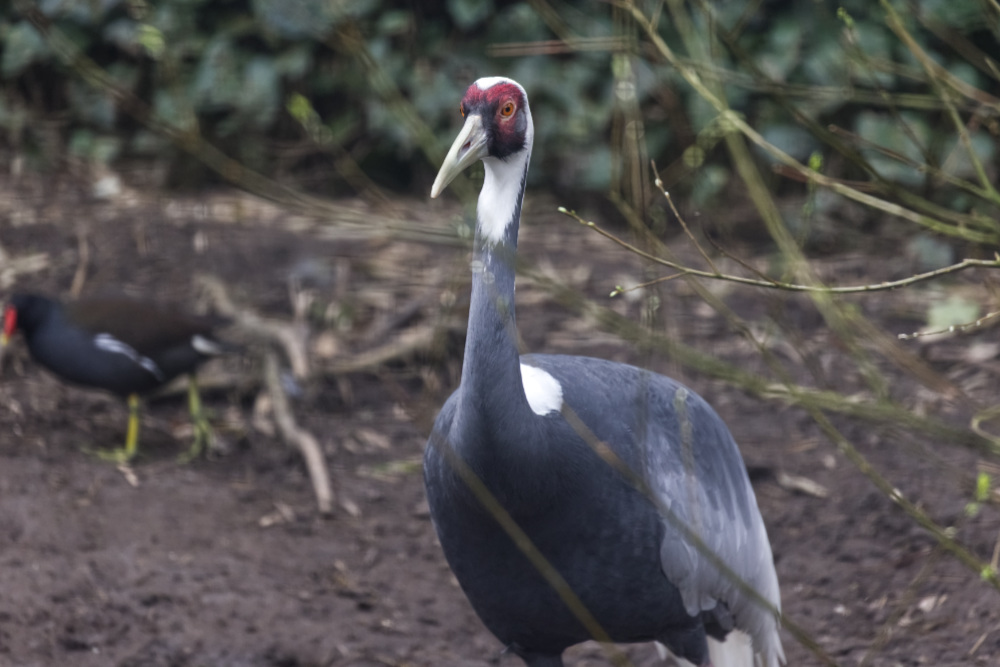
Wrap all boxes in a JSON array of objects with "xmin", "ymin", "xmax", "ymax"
[{"xmin": 431, "ymin": 114, "xmax": 489, "ymax": 198}]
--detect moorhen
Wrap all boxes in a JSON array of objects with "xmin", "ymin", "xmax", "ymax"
[{"xmin": 1, "ymin": 292, "xmax": 230, "ymax": 462}]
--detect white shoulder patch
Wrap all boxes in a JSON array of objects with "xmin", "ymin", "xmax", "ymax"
[
  {"xmin": 93, "ymin": 333, "xmax": 165, "ymax": 381},
  {"xmin": 520, "ymin": 363, "xmax": 563, "ymax": 416}
]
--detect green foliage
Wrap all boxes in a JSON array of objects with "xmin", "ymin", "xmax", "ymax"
[
  {"xmin": 927, "ymin": 294, "xmax": 980, "ymax": 331},
  {"xmin": 2, "ymin": 21, "xmax": 47, "ymax": 76},
  {"xmin": 446, "ymin": 0, "xmax": 494, "ymax": 30},
  {"xmin": 975, "ymin": 471, "xmax": 991, "ymax": 503},
  {"xmin": 854, "ymin": 111, "xmax": 930, "ymax": 186},
  {"xmin": 0, "ymin": 0, "xmax": 997, "ymax": 213},
  {"xmin": 965, "ymin": 472, "xmax": 992, "ymax": 517},
  {"xmin": 136, "ymin": 23, "xmax": 164, "ymax": 60}
]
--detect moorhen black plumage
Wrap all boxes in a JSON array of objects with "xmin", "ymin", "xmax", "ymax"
[{"xmin": 1, "ymin": 292, "xmax": 229, "ymax": 462}]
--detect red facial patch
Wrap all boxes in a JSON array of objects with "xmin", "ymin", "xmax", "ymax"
[
  {"xmin": 460, "ymin": 82, "xmax": 524, "ymax": 120},
  {"xmin": 459, "ymin": 81, "xmax": 528, "ymax": 159}
]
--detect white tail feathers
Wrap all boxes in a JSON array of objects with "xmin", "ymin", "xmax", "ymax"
[
  {"xmin": 655, "ymin": 630, "xmax": 756, "ymax": 667},
  {"xmin": 708, "ymin": 631, "xmax": 754, "ymax": 667}
]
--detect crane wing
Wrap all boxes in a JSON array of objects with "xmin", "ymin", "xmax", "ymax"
[{"xmin": 641, "ymin": 380, "xmax": 784, "ymax": 667}]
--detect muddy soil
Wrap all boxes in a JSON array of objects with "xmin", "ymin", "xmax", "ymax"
[{"xmin": 0, "ymin": 171, "xmax": 998, "ymax": 667}]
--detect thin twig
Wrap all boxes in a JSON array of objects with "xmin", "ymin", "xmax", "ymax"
[
  {"xmin": 880, "ymin": 0, "xmax": 1000, "ymax": 112},
  {"xmin": 323, "ymin": 322, "xmax": 462, "ymax": 376},
  {"xmin": 524, "ymin": 264, "xmax": 996, "ymax": 453},
  {"xmin": 558, "ymin": 207, "xmax": 1000, "ymax": 294},
  {"xmin": 827, "ymin": 124, "xmax": 994, "ymax": 200},
  {"xmin": 196, "ymin": 274, "xmax": 311, "ymax": 380},
  {"xmin": 619, "ymin": 0, "xmax": 1000, "ymax": 244},
  {"xmin": 899, "ymin": 309, "xmax": 1000, "ymax": 340},
  {"xmin": 650, "ymin": 160, "xmax": 718, "ymax": 273},
  {"xmin": 811, "ymin": 406, "xmax": 999, "ymax": 589},
  {"xmin": 69, "ymin": 225, "xmax": 89, "ymax": 298},
  {"xmin": 262, "ymin": 349, "xmax": 334, "ymax": 515},
  {"xmin": 609, "ymin": 271, "xmax": 687, "ymax": 297},
  {"xmin": 0, "ymin": 252, "xmax": 49, "ymax": 290},
  {"xmin": 881, "ymin": 0, "xmax": 1000, "ymax": 202},
  {"xmin": 971, "ymin": 404, "xmax": 1000, "ymax": 450},
  {"xmin": 487, "ymin": 37, "xmax": 631, "ymax": 57}
]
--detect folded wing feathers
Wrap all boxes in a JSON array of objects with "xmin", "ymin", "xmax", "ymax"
[
  {"xmin": 191, "ymin": 334, "xmax": 226, "ymax": 356},
  {"xmin": 93, "ymin": 333, "xmax": 165, "ymax": 381},
  {"xmin": 650, "ymin": 396, "xmax": 785, "ymax": 667}
]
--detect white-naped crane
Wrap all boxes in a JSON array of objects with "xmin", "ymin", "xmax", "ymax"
[{"xmin": 423, "ymin": 77, "xmax": 785, "ymax": 667}]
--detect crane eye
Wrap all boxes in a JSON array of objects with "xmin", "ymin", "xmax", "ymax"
[
  {"xmin": 500, "ymin": 101, "xmax": 515, "ymax": 118},
  {"xmin": 460, "ymin": 104, "xmax": 465, "ymax": 117}
]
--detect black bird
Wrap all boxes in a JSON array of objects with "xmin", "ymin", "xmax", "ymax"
[
  {"xmin": 1, "ymin": 293, "xmax": 227, "ymax": 462},
  {"xmin": 422, "ymin": 77, "xmax": 785, "ymax": 667}
]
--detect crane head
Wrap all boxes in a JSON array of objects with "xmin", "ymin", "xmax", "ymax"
[{"xmin": 431, "ymin": 77, "xmax": 531, "ymax": 198}]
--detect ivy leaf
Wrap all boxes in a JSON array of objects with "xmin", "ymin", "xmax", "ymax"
[
  {"xmin": 137, "ymin": 24, "xmax": 165, "ymax": 60},
  {"xmin": 68, "ymin": 79, "xmax": 116, "ymax": 129},
  {"xmin": 153, "ymin": 89, "xmax": 197, "ymax": 133},
  {"xmin": 286, "ymin": 93, "xmax": 315, "ymax": 125},
  {"xmin": 68, "ymin": 129, "xmax": 121, "ymax": 164},
  {"xmin": 377, "ymin": 10, "xmax": 412, "ymax": 35},
  {"xmin": 252, "ymin": 0, "xmax": 336, "ymax": 38},
  {"xmin": 905, "ymin": 234, "xmax": 954, "ymax": 272},
  {"xmin": 239, "ymin": 56, "xmax": 280, "ymax": 128},
  {"xmin": 759, "ymin": 123, "xmax": 818, "ymax": 163},
  {"xmin": 854, "ymin": 111, "xmax": 929, "ymax": 186},
  {"xmin": 274, "ymin": 45, "xmax": 312, "ymax": 79},
  {"xmin": 192, "ymin": 37, "xmax": 240, "ymax": 111},
  {"xmin": 927, "ymin": 295, "xmax": 979, "ymax": 331},
  {"xmin": 975, "ymin": 472, "xmax": 992, "ymax": 503},
  {"xmin": 446, "ymin": 0, "xmax": 494, "ymax": 30},
  {"xmin": 2, "ymin": 22, "xmax": 48, "ymax": 77}
]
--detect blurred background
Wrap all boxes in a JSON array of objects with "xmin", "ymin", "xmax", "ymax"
[
  {"xmin": 3, "ymin": 0, "xmax": 995, "ymax": 233},
  {"xmin": 1, "ymin": 1, "xmax": 999, "ymax": 666}
]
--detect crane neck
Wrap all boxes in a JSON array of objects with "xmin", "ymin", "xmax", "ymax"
[{"xmin": 454, "ymin": 152, "xmax": 537, "ymax": 453}]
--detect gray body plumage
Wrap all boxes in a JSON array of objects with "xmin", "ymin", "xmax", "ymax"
[{"xmin": 425, "ymin": 355, "xmax": 781, "ymax": 666}]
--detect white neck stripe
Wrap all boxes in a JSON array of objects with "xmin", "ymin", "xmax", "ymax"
[{"xmin": 478, "ymin": 155, "xmax": 529, "ymax": 245}]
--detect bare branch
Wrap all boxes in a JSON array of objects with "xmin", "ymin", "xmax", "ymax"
[
  {"xmin": 262, "ymin": 350, "xmax": 335, "ymax": 515},
  {"xmin": 324, "ymin": 323, "xmax": 460, "ymax": 376},
  {"xmin": 195, "ymin": 274, "xmax": 311, "ymax": 380},
  {"xmin": 0, "ymin": 252, "xmax": 49, "ymax": 290},
  {"xmin": 898, "ymin": 310, "xmax": 1000, "ymax": 340},
  {"xmin": 558, "ymin": 207, "xmax": 1000, "ymax": 294},
  {"xmin": 650, "ymin": 160, "xmax": 718, "ymax": 273},
  {"xmin": 69, "ymin": 225, "xmax": 89, "ymax": 298},
  {"xmin": 618, "ymin": 0, "xmax": 1000, "ymax": 244}
]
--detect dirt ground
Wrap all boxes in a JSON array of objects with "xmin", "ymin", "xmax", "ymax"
[{"xmin": 0, "ymin": 168, "xmax": 998, "ymax": 667}]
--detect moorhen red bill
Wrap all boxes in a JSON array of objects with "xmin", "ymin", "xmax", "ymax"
[{"xmin": 1, "ymin": 292, "xmax": 229, "ymax": 462}]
